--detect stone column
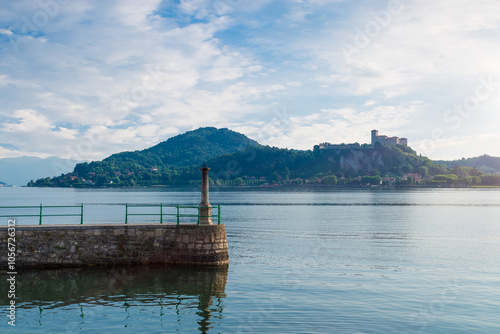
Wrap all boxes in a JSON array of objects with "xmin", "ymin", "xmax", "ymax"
[{"xmin": 199, "ymin": 165, "xmax": 212, "ymax": 225}]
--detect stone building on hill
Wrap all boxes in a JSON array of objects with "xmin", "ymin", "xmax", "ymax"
[
  {"xmin": 371, "ymin": 130, "xmax": 407, "ymax": 146},
  {"xmin": 314, "ymin": 129, "xmax": 408, "ymax": 151}
]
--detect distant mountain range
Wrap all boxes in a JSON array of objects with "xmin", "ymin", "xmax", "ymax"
[
  {"xmin": 0, "ymin": 156, "xmax": 81, "ymax": 186},
  {"xmin": 434, "ymin": 155, "xmax": 500, "ymax": 173},
  {"xmin": 28, "ymin": 127, "xmax": 456, "ymax": 187}
]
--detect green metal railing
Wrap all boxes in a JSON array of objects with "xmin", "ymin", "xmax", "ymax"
[
  {"xmin": 125, "ymin": 204, "xmax": 221, "ymax": 225},
  {"xmin": 0, "ymin": 204, "xmax": 84, "ymax": 225},
  {"xmin": 0, "ymin": 203, "xmax": 221, "ymax": 225}
]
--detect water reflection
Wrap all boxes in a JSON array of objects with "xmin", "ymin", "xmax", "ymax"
[{"xmin": 0, "ymin": 265, "xmax": 228, "ymax": 333}]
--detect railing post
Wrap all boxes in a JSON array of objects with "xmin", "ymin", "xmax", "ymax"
[
  {"xmin": 218, "ymin": 204, "xmax": 221, "ymax": 225},
  {"xmin": 160, "ymin": 203, "xmax": 163, "ymax": 224},
  {"xmin": 39, "ymin": 204, "xmax": 43, "ymax": 225},
  {"xmin": 176, "ymin": 206, "xmax": 180, "ymax": 226},
  {"xmin": 197, "ymin": 206, "xmax": 200, "ymax": 226},
  {"xmin": 80, "ymin": 203, "xmax": 84, "ymax": 224},
  {"xmin": 125, "ymin": 203, "xmax": 128, "ymax": 224}
]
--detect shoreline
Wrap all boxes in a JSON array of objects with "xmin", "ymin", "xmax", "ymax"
[{"xmin": 21, "ymin": 184, "xmax": 500, "ymax": 191}]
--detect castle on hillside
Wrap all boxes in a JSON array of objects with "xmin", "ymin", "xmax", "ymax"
[
  {"xmin": 314, "ymin": 130, "xmax": 408, "ymax": 150},
  {"xmin": 371, "ymin": 130, "xmax": 407, "ymax": 146}
]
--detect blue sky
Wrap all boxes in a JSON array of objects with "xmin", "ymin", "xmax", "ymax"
[{"xmin": 1, "ymin": 0, "xmax": 500, "ymax": 161}]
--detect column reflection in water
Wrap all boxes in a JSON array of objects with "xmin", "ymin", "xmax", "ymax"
[{"xmin": 0, "ymin": 265, "xmax": 228, "ymax": 333}]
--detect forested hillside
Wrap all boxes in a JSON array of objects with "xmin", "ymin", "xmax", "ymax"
[
  {"xmin": 28, "ymin": 127, "xmax": 485, "ymax": 188},
  {"xmin": 205, "ymin": 142, "xmax": 445, "ymax": 182},
  {"xmin": 29, "ymin": 127, "xmax": 259, "ymax": 187}
]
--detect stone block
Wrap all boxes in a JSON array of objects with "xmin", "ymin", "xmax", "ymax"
[{"xmin": 113, "ymin": 229, "xmax": 124, "ymax": 236}]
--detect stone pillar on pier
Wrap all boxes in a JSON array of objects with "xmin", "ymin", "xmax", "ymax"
[{"xmin": 199, "ymin": 165, "xmax": 212, "ymax": 225}]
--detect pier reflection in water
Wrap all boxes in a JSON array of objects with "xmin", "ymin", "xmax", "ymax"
[{"xmin": 0, "ymin": 265, "xmax": 228, "ymax": 333}]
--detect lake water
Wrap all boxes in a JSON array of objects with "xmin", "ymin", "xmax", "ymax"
[{"xmin": 1, "ymin": 187, "xmax": 500, "ymax": 333}]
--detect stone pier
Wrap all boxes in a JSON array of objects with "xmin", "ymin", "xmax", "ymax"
[
  {"xmin": 0, "ymin": 165, "xmax": 229, "ymax": 269},
  {"xmin": 0, "ymin": 224, "xmax": 229, "ymax": 268}
]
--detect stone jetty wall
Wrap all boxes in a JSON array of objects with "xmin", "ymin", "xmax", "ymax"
[{"xmin": 0, "ymin": 224, "xmax": 229, "ymax": 268}]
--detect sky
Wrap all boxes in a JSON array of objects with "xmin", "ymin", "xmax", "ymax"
[{"xmin": 1, "ymin": 0, "xmax": 500, "ymax": 161}]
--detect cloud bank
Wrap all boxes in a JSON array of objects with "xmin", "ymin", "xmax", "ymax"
[{"xmin": 0, "ymin": 0, "xmax": 499, "ymax": 160}]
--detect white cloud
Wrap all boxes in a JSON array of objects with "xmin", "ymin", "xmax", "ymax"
[
  {"xmin": 178, "ymin": 0, "xmax": 274, "ymax": 17},
  {"xmin": 2, "ymin": 109, "xmax": 52, "ymax": 133},
  {"xmin": 231, "ymin": 101, "xmax": 424, "ymax": 150},
  {"xmin": 113, "ymin": 0, "xmax": 163, "ymax": 29},
  {"xmin": 0, "ymin": 0, "xmax": 278, "ymax": 159},
  {"xmin": 1, "ymin": 0, "xmax": 500, "ymax": 160},
  {"xmin": 0, "ymin": 29, "xmax": 12, "ymax": 35},
  {"xmin": 414, "ymin": 133, "xmax": 500, "ymax": 160}
]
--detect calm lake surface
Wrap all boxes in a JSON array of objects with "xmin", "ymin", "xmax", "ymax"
[{"xmin": 1, "ymin": 187, "xmax": 500, "ymax": 333}]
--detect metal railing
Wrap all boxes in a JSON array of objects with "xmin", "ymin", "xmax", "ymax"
[
  {"xmin": 0, "ymin": 204, "xmax": 221, "ymax": 225},
  {"xmin": 125, "ymin": 204, "xmax": 221, "ymax": 225},
  {"xmin": 0, "ymin": 204, "xmax": 84, "ymax": 225}
]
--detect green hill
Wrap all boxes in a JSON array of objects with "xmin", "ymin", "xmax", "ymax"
[
  {"xmin": 30, "ymin": 127, "xmax": 260, "ymax": 187},
  {"xmin": 104, "ymin": 127, "xmax": 260, "ymax": 168},
  {"xmin": 29, "ymin": 127, "xmax": 457, "ymax": 187}
]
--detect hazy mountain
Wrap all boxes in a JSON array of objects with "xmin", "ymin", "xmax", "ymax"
[
  {"xmin": 434, "ymin": 154, "xmax": 500, "ymax": 173},
  {"xmin": 0, "ymin": 156, "xmax": 81, "ymax": 186}
]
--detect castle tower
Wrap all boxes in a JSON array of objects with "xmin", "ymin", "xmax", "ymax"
[{"xmin": 371, "ymin": 129, "xmax": 378, "ymax": 145}]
